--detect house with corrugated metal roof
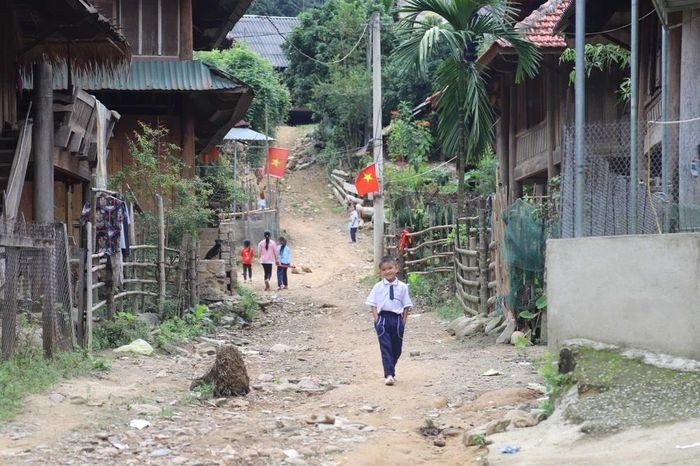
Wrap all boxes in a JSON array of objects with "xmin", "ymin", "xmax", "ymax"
[{"xmin": 228, "ymin": 15, "xmax": 300, "ymax": 70}]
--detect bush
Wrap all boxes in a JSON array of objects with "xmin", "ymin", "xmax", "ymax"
[
  {"xmin": 155, "ymin": 304, "xmax": 213, "ymax": 347},
  {"xmin": 407, "ymin": 272, "xmax": 452, "ymax": 308},
  {"xmin": 236, "ymin": 286, "xmax": 258, "ymax": 321},
  {"xmin": 93, "ymin": 312, "xmax": 151, "ymax": 350}
]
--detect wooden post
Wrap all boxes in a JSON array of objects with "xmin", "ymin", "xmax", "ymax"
[
  {"xmin": 43, "ymin": 245, "xmax": 58, "ymax": 358},
  {"xmin": 180, "ymin": 0, "xmax": 193, "ymax": 60},
  {"xmin": 227, "ymin": 231, "xmax": 237, "ymax": 292},
  {"xmin": 58, "ymin": 223, "xmax": 76, "ymax": 348},
  {"xmin": 156, "ymin": 195, "xmax": 166, "ymax": 315},
  {"xmin": 85, "ymin": 222, "xmax": 93, "ymax": 350},
  {"xmin": 1, "ymin": 248, "xmax": 20, "ymax": 360},
  {"xmin": 77, "ymin": 247, "xmax": 85, "ymax": 346},
  {"xmin": 478, "ymin": 200, "xmax": 489, "ymax": 316},
  {"xmin": 188, "ymin": 239, "xmax": 199, "ymax": 308},
  {"xmin": 105, "ymin": 259, "xmax": 115, "ymax": 320},
  {"xmin": 32, "ymin": 62, "xmax": 54, "ymax": 224}
]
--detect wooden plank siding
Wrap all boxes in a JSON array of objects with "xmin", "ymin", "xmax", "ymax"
[{"xmin": 0, "ymin": 7, "xmax": 18, "ymax": 129}]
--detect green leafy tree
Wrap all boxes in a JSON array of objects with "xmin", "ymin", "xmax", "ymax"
[
  {"xmin": 559, "ymin": 43, "xmax": 631, "ymax": 103},
  {"xmin": 387, "ymin": 101, "xmax": 432, "ymax": 170},
  {"xmin": 196, "ymin": 44, "xmax": 291, "ymax": 133},
  {"xmin": 393, "ymin": 0, "xmax": 540, "ymax": 215},
  {"xmin": 110, "ymin": 123, "xmax": 212, "ymax": 246}
]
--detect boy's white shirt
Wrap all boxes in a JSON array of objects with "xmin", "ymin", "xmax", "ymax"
[{"xmin": 365, "ymin": 278, "xmax": 413, "ymax": 315}]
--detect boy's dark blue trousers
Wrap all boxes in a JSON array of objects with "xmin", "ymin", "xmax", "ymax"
[{"xmin": 375, "ymin": 311, "xmax": 405, "ymax": 378}]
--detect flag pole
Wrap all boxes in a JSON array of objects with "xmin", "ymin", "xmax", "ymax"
[{"xmin": 371, "ymin": 8, "xmax": 384, "ymax": 269}]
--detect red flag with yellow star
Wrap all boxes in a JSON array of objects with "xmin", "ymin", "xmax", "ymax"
[
  {"xmin": 266, "ymin": 147, "xmax": 288, "ymax": 179},
  {"xmin": 354, "ymin": 163, "xmax": 380, "ymax": 196}
]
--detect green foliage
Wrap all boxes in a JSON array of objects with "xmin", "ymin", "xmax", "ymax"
[
  {"xmin": 311, "ymin": 66, "xmax": 371, "ymax": 149},
  {"xmin": 200, "ymin": 156, "xmax": 247, "ymax": 213},
  {"xmin": 155, "ymin": 307, "xmax": 214, "ymax": 347},
  {"xmin": 248, "ymin": 0, "xmax": 325, "ymax": 16},
  {"xmin": 407, "ymin": 272, "xmax": 451, "ymax": 308},
  {"xmin": 518, "ymin": 310, "xmax": 537, "ymax": 320},
  {"xmin": 559, "ymin": 44, "xmax": 631, "ymax": 103},
  {"xmin": 0, "ymin": 349, "xmax": 103, "ymax": 421},
  {"xmin": 236, "ymin": 286, "xmax": 258, "ymax": 321},
  {"xmin": 110, "ymin": 123, "xmax": 213, "ymax": 246},
  {"xmin": 196, "ymin": 44, "xmax": 291, "ymax": 133},
  {"xmin": 436, "ymin": 299, "xmax": 463, "ymax": 321},
  {"xmin": 470, "ymin": 434, "xmax": 487, "ymax": 447},
  {"xmin": 538, "ymin": 351, "xmax": 571, "ymax": 416},
  {"xmin": 387, "ymin": 102, "xmax": 433, "ymax": 170},
  {"xmin": 93, "ymin": 312, "xmax": 151, "ymax": 350},
  {"xmin": 191, "ymin": 382, "xmax": 214, "ymax": 400},
  {"xmin": 465, "ymin": 151, "xmax": 497, "ymax": 195}
]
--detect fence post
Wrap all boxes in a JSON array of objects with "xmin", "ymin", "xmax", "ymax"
[
  {"xmin": 188, "ymin": 239, "xmax": 198, "ymax": 309},
  {"xmin": 478, "ymin": 199, "xmax": 489, "ymax": 316},
  {"xmin": 85, "ymin": 222, "xmax": 93, "ymax": 351},
  {"xmin": 227, "ymin": 231, "xmax": 237, "ymax": 292},
  {"xmin": 77, "ymin": 246, "xmax": 85, "ymax": 346},
  {"xmin": 1, "ymin": 248, "xmax": 20, "ymax": 360},
  {"xmin": 156, "ymin": 195, "xmax": 166, "ymax": 315}
]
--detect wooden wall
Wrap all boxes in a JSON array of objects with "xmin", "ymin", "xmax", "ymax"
[{"xmin": 0, "ymin": 1, "xmax": 18, "ymax": 130}]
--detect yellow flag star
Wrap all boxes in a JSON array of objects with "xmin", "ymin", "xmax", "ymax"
[
  {"xmin": 270, "ymin": 158, "xmax": 280, "ymax": 167},
  {"xmin": 362, "ymin": 172, "xmax": 373, "ymax": 182}
]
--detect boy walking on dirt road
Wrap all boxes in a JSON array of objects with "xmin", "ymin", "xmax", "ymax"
[{"xmin": 365, "ymin": 256, "xmax": 413, "ymax": 386}]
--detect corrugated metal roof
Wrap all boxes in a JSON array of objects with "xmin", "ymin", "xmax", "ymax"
[
  {"xmin": 224, "ymin": 127, "xmax": 274, "ymax": 141},
  {"xmin": 23, "ymin": 60, "xmax": 246, "ymax": 91},
  {"xmin": 228, "ymin": 15, "xmax": 299, "ymax": 68}
]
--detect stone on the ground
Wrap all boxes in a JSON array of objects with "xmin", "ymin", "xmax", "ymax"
[
  {"xmin": 257, "ymin": 373, "xmax": 275, "ymax": 382},
  {"xmin": 504, "ymin": 409, "xmax": 539, "ymax": 428},
  {"xmin": 291, "ymin": 268, "xmax": 302, "ymax": 274},
  {"xmin": 463, "ymin": 431, "xmax": 492, "ymax": 447},
  {"xmin": 484, "ymin": 315, "xmax": 503, "ymax": 334},
  {"xmin": 129, "ymin": 419, "xmax": 150, "ymax": 430},
  {"xmin": 433, "ymin": 436, "xmax": 446, "ymax": 447},
  {"xmin": 113, "ymin": 339, "xmax": 154, "ymax": 356},
  {"xmin": 359, "ymin": 405, "xmax": 375, "ymax": 413},
  {"xmin": 296, "ymin": 378, "xmax": 320, "ymax": 391},
  {"xmin": 301, "ymin": 266, "xmax": 312, "ymax": 273},
  {"xmin": 270, "ymin": 343, "xmax": 293, "ymax": 353},
  {"xmin": 305, "ymin": 413, "xmax": 335, "ymax": 425},
  {"xmin": 484, "ymin": 419, "xmax": 510, "ymax": 435},
  {"xmin": 481, "ymin": 369, "xmax": 501, "ymax": 376},
  {"xmin": 190, "ymin": 346, "xmax": 250, "ymax": 397},
  {"xmin": 410, "ymin": 351, "xmax": 420, "ymax": 357},
  {"xmin": 149, "ymin": 448, "xmax": 171, "ymax": 457},
  {"xmin": 510, "ymin": 330, "xmax": 529, "ymax": 345},
  {"xmin": 130, "ymin": 404, "xmax": 161, "ymax": 416},
  {"xmin": 49, "ymin": 393, "xmax": 65, "ymax": 403},
  {"xmin": 432, "ymin": 396, "xmax": 449, "ymax": 409},
  {"xmin": 447, "ymin": 316, "xmax": 487, "ymax": 338}
]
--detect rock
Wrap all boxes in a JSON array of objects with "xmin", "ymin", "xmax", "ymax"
[
  {"xmin": 463, "ymin": 432, "xmax": 491, "ymax": 447},
  {"xmin": 433, "ymin": 436, "xmax": 446, "ymax": 447},
  {"xmin": 305, "ymin": 414, "xmax": 335, "ymax": 425},
  {"xmin": 324, "ymin": 446, "xmax": 343, "ymax": 454},
  {"xmin": 496, "ymin": 315, "xmax": 516, "ymax": 344},
  {"xmin": 196, "ymin": 345, "xmax": 217, "ymax": 355},
  {"xmin": 108, "ymin": 437, "xmax": 129, "ymax": 450},
  {"xmin": 155, "ymin": 370, "xmax": 168, "ymax": 378},
  {"xmin": 481, "ymin": 369, "xmax": 501, "ymax": 376},
  {"xmin": 510, "ymin": 330, "xmax": 529, "ymax": 345},
  {"xmin": 270, "ymin": 343, "xmax": 293, "ymax": 353},
  {"xmin": 257, "ymin": 373, "xmax": 275, "ymax": 382},
  {"xmin": 95, "ymin": 432, "xmax": 109, "ymax": 441},
  {"xmin": 130, "ymin": 404, "xmax": 161, "ymax": 416},
  {"xmin": 527, "ymin": 382, "xmax": 547, "ymax": 394},
  {"xmin": 410, "ymin": 351, "xmax": 420, "ymax": 357},
  {"xmin": 504, "ymin": 409, "xmax": 539, "ymax": 428},
  {"xmin": 275, "ymin": 383, "xmax": 296, "ymax": 392},
  {"xmin": 484, "ymin": 315, "xmax": 503, "ymax": 334},
  {"xmin": 484, "ymin": 419, "xmax": 510, "ymax": 435},
  {"xmin": 296, "ymin": 378, "xmax": 320, "ymax": 391},
  {"xmin": 359, "ymin": 405, "xmax": 375, "ymax": 413},
  {"xmin": 431, "ymin": 396, "xmax": 449, "ymax": 409},
  {"xmin": 442, "ymin": 428, "xmax": 462, "ymax": 437},
  {"xmin": 283, "ymin": 449, "xmax": 302, "ymax": 459},
  {"xmin": 291, "ymin": 268, "xmax": 302, "ymax": 275},
  {"xmin": 462, "ymin": 387, "xmax": 540, "ymax": 412},
  {"xmin": 529, "ymin": 408, "xmax": 548, "ymax": 422},
  {"xmin": 129, "ymin": 419, "xmax": 150, "ymax": 430},
  {"xmin": 113, "ymin": 339, "xmax": 154, "ymax": 356},
  {"xmin": 136, "ymin": 312, "xmax": 160, "ymax": 329},
  {"xmin": 149, "ymin": 448, "xmax": 171, "ymax": 457},
  {"xmin": 446, "ymin": 316, "xmax": 472, "ymax": 336},
  {"xmin": 301, "ymin": 266, "xmax": 312, "ymax": 273},
  {"xmin": 49, "ymin": 393, "xmax": 65, "ymax": 403},
  {"xmin": 69, "ymin": 396, "xmax": 87, "ymax": 405}
]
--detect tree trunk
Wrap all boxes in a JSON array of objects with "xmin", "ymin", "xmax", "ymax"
[{"xmin": 456, "ymin": 114, "xmax": 466, "ymax": 219}]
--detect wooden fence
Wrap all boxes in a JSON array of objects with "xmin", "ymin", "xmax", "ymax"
[
  {"xmin": 387, "ymin": 223, "xmax": 454, "ymax": 276},
  {"xmin": 76, "ymin": 195, "xmax": 196, "ymax": 350}
]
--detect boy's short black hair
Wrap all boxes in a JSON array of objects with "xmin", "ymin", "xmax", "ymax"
[
  {"xmin": 243, "ymin": 239, "xmax": 251, "ymax": 247},
  {"xmin": 379, "ymin": 256, "xmax": 397, "ymax": 267}
]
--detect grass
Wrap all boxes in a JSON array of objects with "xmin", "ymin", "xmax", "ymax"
[
  {"xmin": 236, "ymin": 286, "xmax": 258, "ymax": 321},
  {"xmin": 537, "ymin": 351, "xmax": 572, "ymax": 416},
  {"xmin": 436, "ymin": 299, "xmax": 463, "ymax": 320},
  {"xmin": 0, "ymin": 348, "xmax": 110, "ymax": 421}
]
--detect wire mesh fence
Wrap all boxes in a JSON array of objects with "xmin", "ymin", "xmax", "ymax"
[
  {"xmin": 0, "ymin": 220, "xmax": 74, "ymax": 359},
  {"xmin": 560, "ymin": 120, "xmax": 697, "ymax": 237}
]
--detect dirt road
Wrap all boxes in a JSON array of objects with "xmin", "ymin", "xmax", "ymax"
[{"xmin": 0, "ymin": 157, "xmax": 546, "ymax": 465}]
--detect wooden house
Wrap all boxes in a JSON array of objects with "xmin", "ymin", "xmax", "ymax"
[
  {"xmin": 20, "ymin": 0, "xmax": 254, "ymax": 233},
  {"xmin": 484, "ymin": 0, "xmax": 698, "ymax": 221},
  {"xmin": 0, "ymin": 0, "xmax": 130, "ymax": 226}
]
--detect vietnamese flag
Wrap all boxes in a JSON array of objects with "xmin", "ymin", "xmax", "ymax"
[
  {"xmin": 354, "ymin": 163, "xmax": 380, "ymax": 196},
  {"xmin": 266, "ymin": 147, "xmax": 288, "ymax": 179}
]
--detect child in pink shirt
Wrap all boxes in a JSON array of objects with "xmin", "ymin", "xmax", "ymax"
[{"xmin": 257, "ymin": 231, "xmax": 278, "ymax": 290}]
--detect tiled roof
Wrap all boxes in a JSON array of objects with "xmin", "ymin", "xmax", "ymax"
[
  {"xmin": 498, "ymin": 0, "xmax": 570, "ymax": 49},
  {"xmin": 228, "ymin": 15, "xmax": 300, "ymax": 68}
]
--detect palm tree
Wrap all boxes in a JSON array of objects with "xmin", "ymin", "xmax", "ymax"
[{"xmin": 393, "ymin": 0, "xmax": 540, "ymax": 215}]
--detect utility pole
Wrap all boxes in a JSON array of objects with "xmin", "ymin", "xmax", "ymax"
[
  {"xmin": 574, "ymin": 0, "xmax": 585, "ymax": 237},
  {"xmin": 371, "ymin": 9, "xmax": 384, "ymax": 268}
]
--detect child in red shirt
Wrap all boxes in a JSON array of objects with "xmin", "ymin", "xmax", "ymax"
[{"xmin": 240, "ymin": 240, "xmax": 254, "ymax": 282}]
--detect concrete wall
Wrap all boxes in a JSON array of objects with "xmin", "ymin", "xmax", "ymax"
[{"xmin": 547, "ymin": 233, "xmax": 700, "ymax": 361}]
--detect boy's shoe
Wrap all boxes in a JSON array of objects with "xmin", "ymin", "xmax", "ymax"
[
  {"xmin": 384, "ymin": 376, "xmax": 395, "ymax": 386},
  {"xmin": 264, "ymin": 280, "xmax": 270, "ymax": 290}
]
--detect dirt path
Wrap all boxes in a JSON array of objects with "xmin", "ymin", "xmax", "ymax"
[{"xmin": 0, "ymin": 145, "xmax": 544, "ymax": 465}]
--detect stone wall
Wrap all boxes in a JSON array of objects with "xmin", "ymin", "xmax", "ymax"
[{"xmin": 197, "ymin": 259, "xmax": 227, "ymax": 301}]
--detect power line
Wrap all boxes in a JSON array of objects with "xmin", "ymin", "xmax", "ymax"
[{"xmin": 263, "ymin": 15, "xmax": 370, "ymax": 67}]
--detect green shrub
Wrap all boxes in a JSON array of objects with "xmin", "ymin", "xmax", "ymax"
[
  {"xmin": 436, "ymin": 299, "xmax": 463, "ymax": 320},
  {"xmin": 236, "ymin": 286, "xmax": 258, "ymax": 321},
  {"xmin": 93, "ymin": 312, "xmax": 151, "ymax": 350},
  {"xmin": 407, "ymin": 272, "xmax": 451, "ymax": 308},
  {"xmin": 538, "ymin": 351, "xmax": 571, "ymax": 416},
  {"xmin": 155, "ymin": 305, "xmax": 213, "ymax": 347}
]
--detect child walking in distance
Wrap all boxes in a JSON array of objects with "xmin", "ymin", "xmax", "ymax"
[
  {"xmin": 349, "ymin": 204, "xmax": 359, "ymax": 243},
  {"xmin": 276, "ymin": 236, "xmax": 291, "ymax": 290},
  {"xmin": 257, "ymin": 231, "xmax": 278, "ymax": 290},
  {"xmin": 240, "ymin": 240, "xmax": 254, "ymax": 281},
  {"xmin": 365, "ymin": 256, "xmax": 413, "ymax": 386}
]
